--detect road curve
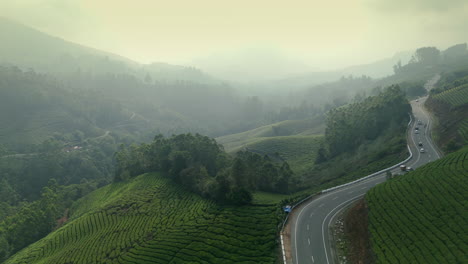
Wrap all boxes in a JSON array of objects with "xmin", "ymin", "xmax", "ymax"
[{"xmin": 290, "ymin": 83, "xmax": 441, "ymax": 263}]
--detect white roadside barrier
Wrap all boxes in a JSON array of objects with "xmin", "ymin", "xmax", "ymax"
[{"xmin": 280, "ymin": 113, "xmax": 414, "ymax": 264}]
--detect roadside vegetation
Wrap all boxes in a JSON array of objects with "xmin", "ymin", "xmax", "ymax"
[{"xmin": 426, "ymin": 67, "xmax": 468, "ymax": 152}]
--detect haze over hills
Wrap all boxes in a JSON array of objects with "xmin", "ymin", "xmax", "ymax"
[
  {"xmin": 192, "ymin": 48, "xmax": 412, "ymax": 89},
  {"xmin": 0, "ymin": 7, "xmax": 467, "ymax": 264},
  {"xmin": 0, "ymin": 17, "xmax": 218, "ymax": 84}
]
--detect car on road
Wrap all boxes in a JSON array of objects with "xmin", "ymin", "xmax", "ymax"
[
  {"xmin": 416, "ymin": 99, "xmax": 419, "ymax": 102},
  {"xmin": 420, "ymin": 148, "xmax": 425, "ymax": 153},
  {"xmin": 415, "ymin": 130, "xmax": 419, "ymax": 134},
  {"xmin": 419, "ymin": 142, "xmax": 423, "ymax": 146}
]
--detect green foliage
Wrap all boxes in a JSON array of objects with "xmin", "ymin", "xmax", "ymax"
[
  {"xmin": 114, "ymin": 133, "xmax": 296, "ymax": 204},
  {"xmin": 414, "ymin": 47, "xmax": 441, "ymax": 65},
  {"xmin": 458, "ymin": 120, "xmax": 468, "ymax": 144},
  {"xmin": 432, "ymin": 83, "xmax": 468, "ymax": 108},
  {"xmin": 0, "ymin": 136, "xmax": 114, "ymax": 201},
  {"xmin": 398, "ymin": 81, "xmax": 427, "ymax": 98},
  {"xmin": 5, "ymin": 173, "xmax": 281, "ymax": 264},
  {"xmin": 323, "ymin": 85, "xmax": 410, "ymax": 157},
  {"xmin": 366, "ymin": 147, "xmax": 468, "ymax": 264},
  {"xmin": 0, "ymin": 179, "xmax": 99, "ymax": 262},
  {"xmin": 306, "ymin": 132, "xmax": 408, "ymax": 188},
  {"xmin": 243, "ymin": 135, "xmax": 323, "ymax": 175},
  {"xmin": 0, "ymin": 66, "xmax": 132, "ymax": 151},
  {"xmin": 216, "ymin": 117, "xmax": 325, "ymax": 153}
]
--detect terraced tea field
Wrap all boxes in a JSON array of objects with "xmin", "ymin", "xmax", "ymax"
[
  {"xmin": 366, "ymin": 147, "xmax": 468, "ymax": 264},
  {"xmin": 432, "ymin": 83, "xmax": 468, "ymax": 107},
  {"xmin": 244, "ymin": 135, "xmax": 323, "ymax": 174},
  {"xmin": 216, "ymin": 118, "xmax": 325, "ymax": 153},
  {"xmin": 6, "ymin": 173, "xmax": 281, "ymax": 264},
  {"xmin": 458, "ymin": 120, "xmax": 468, "ymax": 144}
]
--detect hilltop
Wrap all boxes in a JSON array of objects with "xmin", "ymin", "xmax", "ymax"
[{"xmin": 0, "ymin": 17, "xmax": 217, "ymax": 84}]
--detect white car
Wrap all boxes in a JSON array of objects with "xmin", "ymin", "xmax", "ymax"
[{"xmin": 420, "ymin": 148, "xmax": 425, "ymax": 153}]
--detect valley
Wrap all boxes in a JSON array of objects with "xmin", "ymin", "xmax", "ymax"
[{"xmin": 0, "ymin": 8, "xmax": 467, "ymax": 264}]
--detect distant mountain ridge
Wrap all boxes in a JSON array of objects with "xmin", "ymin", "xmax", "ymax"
[{"xmin": 0, "ymin": 17, "xmax": 218, "ymax": 84}]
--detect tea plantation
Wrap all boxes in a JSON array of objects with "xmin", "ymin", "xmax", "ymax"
[
  {"xmin": 366, "ymin": 147, "xmax": 468, "ymax": 264},
  {"xmin": 432, "ymin": 83, "xmax": 468, "ymax": 108},
  {"xmin": 5, "ymin": 173, "xmax": 281, "ymax": 264}
]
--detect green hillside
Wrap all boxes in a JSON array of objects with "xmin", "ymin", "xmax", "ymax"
[
  {"xmin": 426, "ymin": 70, "xmax": 468, "ymax": 151},
  {"xmin": 215, "ymin": 118, "xmax": 324, "ymax": 174},
  {"xmin": 366, "ymin": 147, "xmax": 468, "ymax": 264},
  {"xmin": 0, "ymin": 67, "xmax": 135, "ymax": 151},
  {"xmin": 432, "ymin": 83, "xmax": 468, "ymax": 107},
  {"xmin": 216, "ymin": 117, "xmax": 325, "ymax": 153},
  {"xmin": 459, "ymin": 120, "xmax": 468, "ymax": 143},
  {"xmin": 244, "ymin": 135, "xmax": 323, "ymax": 174},
  {"xmin": 5, "ymin": 173, "xmax": 281, "ymax": 264}
]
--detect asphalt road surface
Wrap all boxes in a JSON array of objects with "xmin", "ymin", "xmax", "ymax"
[{"xmin": 290, "ymin": 95, "xmax": 441, "ymax": 264}]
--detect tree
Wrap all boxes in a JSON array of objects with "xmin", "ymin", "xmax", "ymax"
[
  {"xmin": 414, "ymin": 47, "xmax": 440, "ymax": 65},
  {"xmin": 393, "ymin": 60, "xmax": 402, "ymax": 74},
  {"xmin": 315, "ymin": 146, "xmax": 328, "ymax": 164},
  {"xmin": 0, "ymin": 234, "xmax": 9, "ymax": 262}
]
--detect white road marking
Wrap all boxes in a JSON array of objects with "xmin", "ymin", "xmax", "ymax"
[
  {"xmin": 322, "ymin": 194, "xmax": 365, "ymax": 264},
  {"xmin": 311, "ymin": 256, "xmax": 315, "ymax": 263},
  {"xmin": 308, "ymin": 238, "xmax": 310, "ymax": 245},
  {"xmin": 360, "ymin": 186, "xmax": 367, "ymax": 190},
  {"xmin": 291, "ymin": 108, "xmax": 427, "ymax": 264},
  {"xmin": 307, "ymin": 224, "xmax": 309, "ymax": 230},
  {"xmin": 332, "ymin": 196, "xmax": 338, "ymax": 200},
  {"xmin": 319, "ymin": 204, "xmax": 324, "ymax": 207}
]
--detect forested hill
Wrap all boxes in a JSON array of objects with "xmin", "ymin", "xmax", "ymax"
[
  {"xmin": 0, "ymin": 17, "xmax": 216, "ymax": 84},
  {"xmin": 321, "ymin": 85, "xmax": 410, "ymax": 158},
  {"xmin": 0, "ymin": 66, "xmax": 134, "ymax": 151},
  {"xmin": 114, "ymin": 133, "xmax": 298, "ymax": 204}
]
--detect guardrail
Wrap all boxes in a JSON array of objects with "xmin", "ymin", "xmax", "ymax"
[
  {"xmin": 322, "ymin": 144, "xmax": 412, "ymax": 193},
  {"xmin": 280, "ymin": 113, "xmax": 414, "ymax": 264}
]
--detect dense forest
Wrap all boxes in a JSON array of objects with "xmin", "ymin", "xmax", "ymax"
[{"xmin": 322, "ymin": 85, "xmax": 410, "ymax": 158}]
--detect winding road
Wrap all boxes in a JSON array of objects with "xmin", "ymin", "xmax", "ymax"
[{"xmin": 289, "ymin": 76, "xmax": 441, "ymax": 264}]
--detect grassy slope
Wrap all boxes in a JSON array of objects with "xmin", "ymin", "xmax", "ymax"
[
  {"xmin": 6, "ymin": 173, "xmax": 281, "ymax": 264},
  {"xmin": 245, "ymin": 135, "xmax": 323, "ymax": 174},
  {"xmin": 216, "ymin": 118, "xmax": 325, "ymax": 175},
  {"xmin": 366, "ymin": 147, "xmax": 468, "ymax": 264},
  {"xmin": 216, "ymin": 118, "xmax": 325, "ymax": 153}
]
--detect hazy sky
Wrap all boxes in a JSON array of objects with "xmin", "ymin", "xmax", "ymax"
[{"xmin": 1, "ymin": 0, "xmax": 467, "ymax": 69}]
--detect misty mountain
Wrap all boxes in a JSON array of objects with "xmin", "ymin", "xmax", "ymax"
[
  {"xmin": 265, "ymin": 51, "xmax": 412, "ymax": 93},
  {"xmin": 191, "ymin": 47, "xmax": 317, "ymax": 82},
  {"xmin": 0, "ymin": 17, "xmax": 217, "ymax": 84},
  {"xmin": 191, "ymin": 46, "xmax": 411, "ymax": 93}
]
